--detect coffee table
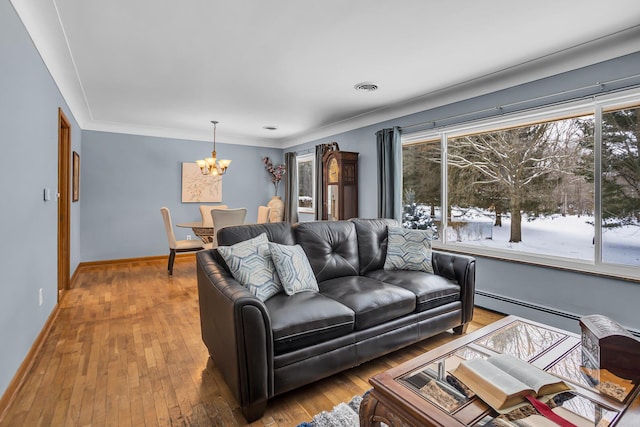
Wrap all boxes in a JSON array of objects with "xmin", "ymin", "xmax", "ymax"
[{"xmin": 360, "ymin": 315, "xmax": 640, "ymax": 426}]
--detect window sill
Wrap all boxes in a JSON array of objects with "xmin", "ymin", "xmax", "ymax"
[{"xmin": 432, "ymin": 241, "xmax": 640, "ymax": 283}]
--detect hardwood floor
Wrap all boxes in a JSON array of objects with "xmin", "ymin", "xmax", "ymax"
[{"xmin": 0, "ymin": 256, "xmax": 504, "ymax": 426}]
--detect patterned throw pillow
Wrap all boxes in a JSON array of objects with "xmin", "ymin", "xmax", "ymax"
[
  {"xmin": 217, "ymin": 233, "xmax": 283, "ymax": 301},
  {"xmin": 268, "ymin": 243, "xmax": 319, "ymax": 295},
  {"xmin": 383, "ymin": 226, "xmax": 434, "ymax": 274}
]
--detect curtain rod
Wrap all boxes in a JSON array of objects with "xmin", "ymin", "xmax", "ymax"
[
  {"xmin": 293, "ymin": 148, "xmax": 314, "ymax": 155},
  {"xmin": 400, "ymin": 74, "xmax": 640, "ymax": 132},
  {"xmin": 294, "ymin": 141, "xmax": 339, "ymax": 156}
]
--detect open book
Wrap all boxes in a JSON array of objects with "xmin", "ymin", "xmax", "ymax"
[
  {"xmin": 516, "ymin": 407, "xmax": 592, "ymax": 427},
  {"xmin": 451, "ymin": 354, "xmax": 571, "ymax": 414}
]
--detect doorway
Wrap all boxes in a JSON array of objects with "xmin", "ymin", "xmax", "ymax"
[{"xmin": 57, "ymin": 108, "xmax": 71, "ymax": 302}]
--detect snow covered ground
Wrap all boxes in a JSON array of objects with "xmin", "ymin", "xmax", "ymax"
[{"xmin": 451, "ymin": 214, "xmax": 640, "ymax": 267}]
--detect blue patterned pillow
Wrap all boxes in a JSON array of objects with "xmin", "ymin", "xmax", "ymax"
[
  {"xmin": 268, "ymin": 243, "xmax": 319, "ymax": 295},
  {"xmin": 383, "ymin": 226, "xmax": 434, "ymax": 274},
  {"xmin": 217, "ymin": 233, "xmax": 283, "ymax": 301}
]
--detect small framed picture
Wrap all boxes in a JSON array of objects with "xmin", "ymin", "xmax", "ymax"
[{"xmin": 72, "ymin": 151, "xmax": 80, "ymax": 202}]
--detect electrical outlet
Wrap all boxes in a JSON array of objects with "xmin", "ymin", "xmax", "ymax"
[
  {"xmin": 39, "ymin": 288, "xmax": 43, "ymax": 306},
  {"xmin": 187, "ymin": 234, "xmax": 192, "ymax": 240}
]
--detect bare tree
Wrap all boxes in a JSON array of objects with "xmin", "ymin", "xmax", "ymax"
[{"xmin": 448, "ymin": 121, "xmax": 584, "ymax": 242}]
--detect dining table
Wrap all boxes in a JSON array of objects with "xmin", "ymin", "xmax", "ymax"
[{"xmin": 176, "ymin": 221, "xmax": 214, "ymax": 244}]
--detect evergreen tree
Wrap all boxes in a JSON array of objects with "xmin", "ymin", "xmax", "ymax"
[
  {"xmin": 402, "ymin": 188, "xmax": 438, "ymax": 236},
  {"xmin": 403, "ymin": 141, "xmax": 440, "ymax": 216},
  {"xmin": 601, "ymin": 107, "xmax": 640, "ymax": 226}
]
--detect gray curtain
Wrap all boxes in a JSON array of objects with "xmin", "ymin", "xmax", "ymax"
[
  {"xmin": 314, "ymin": 144, "xmax": 325, "ymax": 220},
  {"xmin": 376, "ymin": 126, "xmax": 402, "ymax": 221},
  {"xmin": 284, "ymin": 151, "xmax": 298, "ymax": 223}
]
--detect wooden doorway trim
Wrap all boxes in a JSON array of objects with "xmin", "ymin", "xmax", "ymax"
[{"xmin": 57, "ymin": 108, "xmax": 71, "ymax": 301}]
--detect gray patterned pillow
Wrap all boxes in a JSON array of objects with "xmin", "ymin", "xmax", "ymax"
[
  {"xmin": 217, "ymin": 233, "xmax": 283, "ymax": 301},
  {"xmin": 383, "ymin": 226, "xmax": 434, "ymax": 273},
  {"xmin": 268, "ymin": 243, "xmax": 319, "ymax": 295}
]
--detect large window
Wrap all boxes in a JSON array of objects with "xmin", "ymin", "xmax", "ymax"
[
  {"xmin": 402, "ymin": 90, "xmax": 640, "ymax": 277},
  {"xmin": 447, "ymin": 116, "xmax": 594, "ymax": 260},
  {"xmin": 297, "ymin": 153, "xmax": 315, "ymax": 213}
]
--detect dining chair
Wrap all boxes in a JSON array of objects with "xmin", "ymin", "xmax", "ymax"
[
  {"xmin": 199, "ymin": 204, "xmax": 228, "ymax": 227},
  {"xmin": 257, "ymin": 206, "xmax": 270, "ymax": 224},
  {"xmin": 160, "ymin": 207, "xmax": 204, "ymax": 276},
  {"xmin": 211, "ymin": 208, "xmax": 247, "ymax": 247}
]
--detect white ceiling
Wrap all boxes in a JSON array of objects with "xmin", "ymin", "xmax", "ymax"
[{"xmin": 11, "ymin": 0, "xmax": 640, "ymax": 147}]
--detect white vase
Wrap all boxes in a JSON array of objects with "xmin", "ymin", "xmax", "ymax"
[{"xmin": 268, "ymin": 196, "xmax": 284, "ymax": 222}]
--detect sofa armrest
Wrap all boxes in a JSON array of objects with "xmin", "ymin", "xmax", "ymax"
[
  {"xmin": 196, "ymin": 250, "xmax": 274, "ymax": 419},
  {"xmin": 432, "ymin": 250, "xmax": 475, "ymax": 325}
]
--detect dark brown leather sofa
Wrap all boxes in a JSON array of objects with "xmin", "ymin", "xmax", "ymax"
[{"xmin": 196, "ymin": 218, "xmax": 475, "ymax": 421}]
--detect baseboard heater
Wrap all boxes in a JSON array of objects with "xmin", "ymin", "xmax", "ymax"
[{"xmin": 475, "ymin": 290, "xmax": 640, "ymax": 338}]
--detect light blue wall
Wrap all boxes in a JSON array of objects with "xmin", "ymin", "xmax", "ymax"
[
  {"xmin": 1, "ymin": 1, "xmax": 82, "ymax": 398},
  {"xmin": 80, "ymin": 131, "xmax": 282, "ymax": 261},
  {"xmin": 287, "ymin": 52, "xmax": 640, "ymax": 334},
  {"xmin": 3, "ymin": 0, "xmax": 640, "ymax": 404}
]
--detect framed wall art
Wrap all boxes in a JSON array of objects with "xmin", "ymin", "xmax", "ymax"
[
  {"xmin": 181, "ymin": 162, "xmax": 222, "ymax": 203},
  {"xmin": 72, "ymin": 151, "xmax": 80, "ymax": 202}
]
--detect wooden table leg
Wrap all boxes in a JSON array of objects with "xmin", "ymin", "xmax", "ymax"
[
  {"xmin": 359, "ymin": 390, "xmax": 382, "ymax": 427},
  {"xmin": 360, "ymin": 390, "xmax": 415, "ymax": 427}
]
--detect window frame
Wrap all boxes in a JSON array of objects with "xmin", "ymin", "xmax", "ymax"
[
  {"xmin": 401, "ymin": 87, "xmax": 640, "ymax": 281},
  {"xmin": 296, "ymin": 153, "xmax": 315, "ymax": 214}
]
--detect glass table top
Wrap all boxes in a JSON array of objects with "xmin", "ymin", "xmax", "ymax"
[
  {"xmin": 400, "ymin": 346, "xmax": 486, "ymax": 412},
  {"xmin": 474, "ymin": 320, "xmax": 567, "ymax": 360},
  {"xmin": 396, "ymin": 318, "xmax": 638, "ymax": 426}
]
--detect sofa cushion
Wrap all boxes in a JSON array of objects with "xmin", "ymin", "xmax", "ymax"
[
  {"xmin": 269, "ymin": 243, "xmax": 319, "ymax": 295},
  {"xmin": 384, "ymin": 226, "xmax": 434, "ymax": 274},
  {"xmin": 265, "ymin": 291, "xmax": 355, "ymax": 354},
  {"xmin": 294, "ymin": 221, "xmax": 360, "ymax": 282},
  {"xmin": 318, "ymin": 276, "xmax": 416, "ymax": 330},
  {"xmin": 366, "ymin": 269, "xmax": 460, "ymax": 312},
  {"xmin": 216, "ymin": 233, "xmax": 283, "ymax": 301},
  {"xmin": 351, "ymin": 218, "xmax": 398, "ymax": 275},
  {"xmin": 218, "ymin": 222, "xmax": 295, "ymax": 246}
]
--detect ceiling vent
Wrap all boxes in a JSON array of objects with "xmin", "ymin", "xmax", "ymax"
[{"xmin": 354, "ymin": 82, "xmax": 378, "ymax": 92}]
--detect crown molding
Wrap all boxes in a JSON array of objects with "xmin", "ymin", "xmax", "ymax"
[
  {"xmin": 82, "ymin": 121, "xmax": 282, "ymax": 148},
  {"xmin": 11, "ymin": 0, "xmax": 639, "ymax": 150}
]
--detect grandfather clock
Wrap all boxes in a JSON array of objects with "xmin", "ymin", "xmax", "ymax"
[{"xmin": 322, "ymin": 150, "xmax": 359, "ymax": 220}]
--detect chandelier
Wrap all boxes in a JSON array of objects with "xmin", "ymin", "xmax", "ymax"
[{"xmin": 196, "ymin": 121, "xmax": 231, "ymax": 176}]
